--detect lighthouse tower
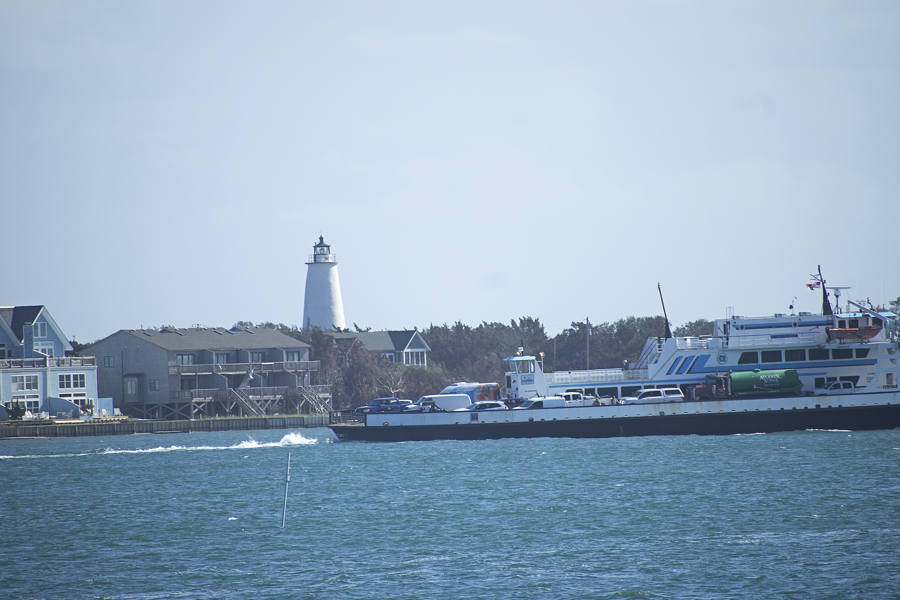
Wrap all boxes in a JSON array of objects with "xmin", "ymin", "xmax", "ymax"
[{"xmin": 303, "ymin": 236, "xmax": 346, "ymax": 330}]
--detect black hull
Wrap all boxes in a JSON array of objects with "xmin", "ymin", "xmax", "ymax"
[{"xmin": 330, "ymin": 404, "xmax": 900, "ymax": 442}]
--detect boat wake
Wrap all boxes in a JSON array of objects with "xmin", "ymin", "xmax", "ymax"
[{"xmin": 0, "ymin": 431, "xmax": 325, "ymax": 460}]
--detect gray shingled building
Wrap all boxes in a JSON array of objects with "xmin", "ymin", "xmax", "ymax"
[{"xmin": 81, "ymin": 326, "xmax": 329, "ymax": 419}]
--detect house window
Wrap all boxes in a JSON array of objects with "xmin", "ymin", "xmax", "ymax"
[
  {"xmin": 34, "ymin": 322, "xmax": 47, "ymax": 338},
  {"xmin": 404, "ymin": 350, "xmax": 426, "ymax": 366},
  {"xmin": 68, "ymin": 394, "xmax": 88, "ymax": 408},
  {"xmin": 12, "ymin": 375, "xmax": 39, "ymax": 391},
  {"xmin": 215, "ymin": 353, "xmax": 229, "ymax": 364},
  {"xmin": 104, "ymin": 356, "xmax": 115, "ymax": 368},
  {"xmin": 34, "ymin": 342, "xmax": 54, "ymax": 357},
  {"xmin": 149, "ymin": 379, "xmax": 160, "ymax": 391},
  {"xmin": 59, "ymin": 374, "xmax": 86, "ymax": 389},
  {"xmin": 284, "ymin": 351, "xmax": 299, "ymax": 362},
  {"xmin": 252, "ymin": 352, "xmax": 266, "ymax": 363},
  {"xmin": 176, "ymin": 354, "xmax": 195, "ymax": 366},
  {"xmin": 7, "ymin": 397, "xmax": 40, "ymax": 412},
  {"xmin": 125, "ymin": 379, "xmax": 137, "ymax": 394}
]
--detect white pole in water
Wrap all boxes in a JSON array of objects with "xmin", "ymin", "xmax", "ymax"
[{"xmin": 281, "ymin": 453, "xmax": 291, "ymax": 528}]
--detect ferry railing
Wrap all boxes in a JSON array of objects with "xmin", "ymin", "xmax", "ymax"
[
  {"xmin": 169, "ymin": 361, "xmax": 319, "ymax": 376},
  {"xmin": 547, "ymin": 368, "xmax": 648, "ymax": 385},
  {"xmin": 675, "ymin": 332, "xmax": 825, "ymax": 351},
  {"xmin": 330, "ymin": 410, "xmax": 363, "ymax": 424}
]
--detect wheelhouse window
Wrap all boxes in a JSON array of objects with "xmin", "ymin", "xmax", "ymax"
[
  {"xmin": 809, "ymin": 348, "xmax": 830, "ymax": 361},
  {"xmin": 785, "ymin": 349, "xmax": 806, "ymax": 362},
  {"xmin": 855, "ymin": 349, "xmax": 870, "ymax": 358},
  {"xmin": 832, "ymin": 348, "xmax": 852, "ymax": 360},
  {"xmin": 738, "ymin": 352, "xmax": 758, "ymax": 365},
  {"xmin": 761, "ymin": 350, "xmax": 781, "ymax": 363}
]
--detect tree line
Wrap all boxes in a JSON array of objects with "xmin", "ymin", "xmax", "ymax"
[{"xmin": 240, "ymin": 315, "xmax": 719, "ymax": 410}]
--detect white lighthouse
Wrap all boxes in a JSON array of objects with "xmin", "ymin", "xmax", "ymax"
[{"xmin": 303, "ymin": 235, "xmax": 346, "ymax": 330}]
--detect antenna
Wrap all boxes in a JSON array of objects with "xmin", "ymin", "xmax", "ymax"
[
  {"xmin": 827, "ymin": 286, "xmax": 851, "ymax": 313},
  {"xmin": 790, "ymin": 296, "xmax": 797, "ymax": 316}
]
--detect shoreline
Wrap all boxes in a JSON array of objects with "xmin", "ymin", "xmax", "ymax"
[{"xmin": 0, "ymin": 414, "xmax": 329, "ymax": 439}]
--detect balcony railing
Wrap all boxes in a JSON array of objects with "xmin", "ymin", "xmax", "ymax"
[
  {"xmin": 169, "ymin": 385, "xmax": 330, "ymax": 401},
  {"xmin": 169, "ymin": 360, "xmax": 319, "ymax": 376},
  {"xmin": 1, "ymin": 357, "xmax": 97, "ymax": 369}
]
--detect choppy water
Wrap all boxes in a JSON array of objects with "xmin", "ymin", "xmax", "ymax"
[{"xmin": 1, "ymin": 428, "xmax": 898, "ymax": 599}]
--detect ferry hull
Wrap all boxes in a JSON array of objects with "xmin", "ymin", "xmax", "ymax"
[{"xmin": 330, "ymin": 401, "xmax": 900, "ymax": 442}]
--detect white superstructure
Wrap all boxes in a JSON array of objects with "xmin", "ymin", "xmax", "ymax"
[
  {"xmin": 506, "ymin": 298, "xmax": 899, "ymax": 401},
  {"xmin": 302, "ymin": 236, "xmax": 346, "ymax": 331}
]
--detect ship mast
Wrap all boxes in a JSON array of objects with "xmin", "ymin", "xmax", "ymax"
[
  {"xmin": 658, "ymin": 283, "xmax": 672, "ymax": 339},
  {"xmin": 812, "ymin": 265, "xmax": 833, "ymax": 316}
]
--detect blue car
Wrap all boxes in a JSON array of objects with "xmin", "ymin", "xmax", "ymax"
[{"xmin": 353, "ymin": 397, "xmax": 412, "ymax": 415}]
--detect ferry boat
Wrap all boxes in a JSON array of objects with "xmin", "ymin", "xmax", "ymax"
[{"xmin": 330, "ymin": 272, "xmax": 900, "ymax": 442}]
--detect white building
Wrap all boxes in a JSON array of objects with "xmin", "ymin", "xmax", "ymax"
[{"xmin": 303, "ymin": 236, "xmax": 346, "ymax": 331}]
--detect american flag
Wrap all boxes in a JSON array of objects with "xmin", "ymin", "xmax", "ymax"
[{"xmin": 806, "ymin": 282, "xmax": 821, "ymax": 290}]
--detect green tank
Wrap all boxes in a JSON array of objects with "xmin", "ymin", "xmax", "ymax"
[{"xmin": 729, "ymin": 369, "xmax": 803, "ymax": 397}]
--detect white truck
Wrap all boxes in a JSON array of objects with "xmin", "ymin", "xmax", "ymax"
[{"xmin": 404, "ymin": 394, "xmax": 472, "ymax": 412}]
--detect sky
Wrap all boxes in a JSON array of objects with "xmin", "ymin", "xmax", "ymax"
[{"xmin": 2, "ymin": 0, "xmax": 899, "ymax": 345}]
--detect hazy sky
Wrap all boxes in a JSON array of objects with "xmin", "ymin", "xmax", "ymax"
[{"xmin": 2, "ymin": 1, "xmax": 899, "ymax": 344}]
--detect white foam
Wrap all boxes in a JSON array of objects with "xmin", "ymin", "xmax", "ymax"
[{"xmin": 0, "ymin": 431, "xmax": 322, "ymax": 460}]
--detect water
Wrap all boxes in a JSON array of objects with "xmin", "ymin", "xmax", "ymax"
[{"xmin": 2, "ymin": 428, "xmax": 898, "ymax": 599}]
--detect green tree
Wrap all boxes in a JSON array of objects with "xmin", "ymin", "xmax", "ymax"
[
  {"xmin": 889, "ymin": 297, "xmax": 900, "ymax": 314},
  {"xmin": 400, "ymin": 364, "xmax": 455, "ymax": 401},
  {"xmin": 550, "ymin": 316, "xmax": 668, "ymax": 372},
  {"xmin": 673, "ymin": 319, "xmax": 715, "ymax": 337},
  {"xmin": 7, "ymin": 401, "xmax": 26, "ymax": 420}
]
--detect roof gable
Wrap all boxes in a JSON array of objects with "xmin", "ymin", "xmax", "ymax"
[
  {"xmin": 331, "ymin": 330, "xmax": 430, "ymax": 353},
  {"xmin": 0, "ymin": 305, "xmax": 73, "ymax": 352}
]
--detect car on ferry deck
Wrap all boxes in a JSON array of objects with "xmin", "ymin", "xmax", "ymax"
[
  {"xmin": 621, "ymin": 388, "xmax": 685, "ymax": 404},
  {"xmin": 354, "ymin": 397, "xmax": 412, "ymax": 415},
  {"xmin": 455, "ymin": 401, "xmax": 508, "ymax": 411}
]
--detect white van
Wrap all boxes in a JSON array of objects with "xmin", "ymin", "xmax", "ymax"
[
  {"xmin": 404, "ymin": 394, "xmax": 472, "ymax": 412},
  {"xmin": 513, "ymin": 396, "xmax": 567, "ymax": 409}
]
